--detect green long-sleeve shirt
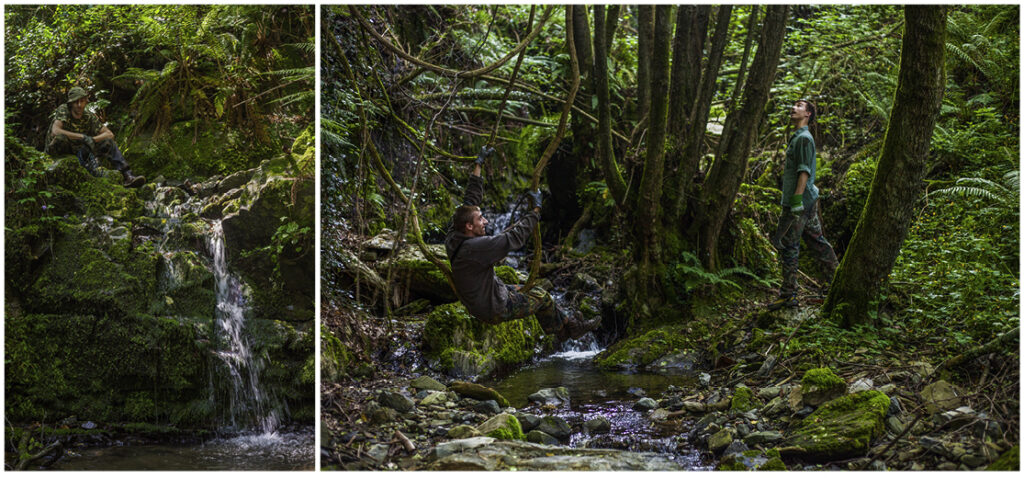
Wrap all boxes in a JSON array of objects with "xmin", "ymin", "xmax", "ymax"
[{"xmin": 781, "ymin": 125, "xmax": 819, "ymax": 209}]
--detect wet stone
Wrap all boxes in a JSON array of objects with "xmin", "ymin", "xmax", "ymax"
[
  {"xmin": 537, "ymin": 416, "xmax": 572, "ymax": 441},
  {"xmin": 411, "ymin": 376, "xmax": 447, "ymax": 392},
  {"xmin": 380, "ymin": 391, "xmax": 415, "ymax": 413},
  {"xmin": 743, "ymin": 431, "xmax": 783, "ymax": 446},
  {"xmin": 633, "ymin": 397, "xmax": 658, "ymax": 412},
  {"xmin": 649, "ymin": 409, "xmax": 671, "ymax": 421},
  {"xmin": 709, "ymin": 428, "xmax": 734, "ymax": 454},
  {"xmin": 849, "ymin": 378, "xmax": 874, "ymax": 394},
  {"xmin": 661, "ymin": 397, "xmax": 684, "ymax": 411},
  {"xmin": 583, "ymin": 416, "xmax": 611, "ymax": 434},
  {"xmin": 526, "ymin": 430, "xmax": 560, "ymax": 446},
  {"xmin": 528, "ymin": 387, "xmax": 570, "ymax": 407},
  {"xmin": 886, "ymin": 416, "xmax": 905, "ymax": 435},
  {"xmin": 722, "ymin": 440, "xmax": 749, "ymax": 457},
  {"xmin": 516, "ymin": 413, "xmax": 542, "ymax": 433},
  {"xmin": 472, "ymin": 400, "xmax": 501, "ymax": 415},
  {"xmin": 758, "ymin": 386, "xmax": 782, "ymax": 400},
  {"xmin": 961, "ymin": 454, "xmax": 988, "ymax": 468},
  {"xmin": 887, "ymin": 396, "xmax": 903, "ymax": 416},
  {"xmin": 420, "ymin": 391, "xmax": 447, "ymax": 407}
]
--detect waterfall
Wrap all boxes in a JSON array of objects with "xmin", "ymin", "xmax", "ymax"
[{"xmin": 208, "ymin": 221, "xmax": 279, "ymax": 435}]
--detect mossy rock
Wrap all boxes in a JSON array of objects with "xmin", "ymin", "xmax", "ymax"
[
  {"xmin": 594, "ymin": 324, "xmax": 700, "ymax": 370},
  {"xmin": 801, "ymin": 367, "xmax": 848, "ymax": 406},
  {"xmin": 731, "ymin": 386, "xmax": 762, "ymax": 412},
  {"xmin": 380, "ymin": 246, "xmax": 456, "ymax": 304},
  {"xmin": 321, "ymin": 324, "xmax": 352, "ymax": 382},
  {"xmin": 477, "ymin": 413, "xmax": 525, "ymax": 441},
  {"xmin": 423, "ymin": 302, "xmax": 549, "ymax": 376},
  {"xmin": 782, "ymin": 390, "xmax": 891, "ymax": 461},
  {"xmin": 987, "ymin": 445, "xmax": 1019, "ymax": 470}
]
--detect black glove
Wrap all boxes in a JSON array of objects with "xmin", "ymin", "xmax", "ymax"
[
  {"xmin": 475, "ymin": 146, "xmax": 495, "ymax": 165},
  {"xmin": 82, "ymin": 135, "xmax": 96, "ymax": 153},
  {"xmin": 527, "ymin": 189, "xmax": 542, "ymax": 209}
]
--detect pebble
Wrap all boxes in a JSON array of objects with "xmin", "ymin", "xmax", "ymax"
[
  {"xmin": 584, "ymin": 416, "xmax": 611, "ymax": 434},
  {"xmin": 633, "ymin": 397, "xmax": 658, "ymax": 411}
]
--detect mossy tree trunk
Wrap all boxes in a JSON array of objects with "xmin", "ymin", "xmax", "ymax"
[
  {"xmin": 593, "ymin": 5, "xmax": 627, "ymax": 206},
  {"xmin": 636, "ymin": 5, "xmax": 655, "ymax": 123},
  {"xmin": 823, "ymin": 6, "xmax": 947, "ymax": 327},
  {"xmin": 691, "ymin": 5, "xmax": 788, "ymax": 270},
  {"xmin": 635, "ymin": 5, "xmax": 674, "ymax": 298}
]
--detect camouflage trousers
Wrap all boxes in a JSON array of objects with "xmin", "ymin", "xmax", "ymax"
[
  {"xmin": 775, "ymin": 200, "xmax": 839, "ymax": 297},
  {"xmin": 498, "ymin": 284, "xmax": 563, "ymax": 333},
  {"xmin": 46, "ymin": 134, "xmax": 129, "ymax": 172}
]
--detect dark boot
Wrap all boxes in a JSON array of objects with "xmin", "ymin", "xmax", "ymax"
[
  {"xmin": 121, "ymin": 169, "xmax": 146, "ymax": 188},
  {"xmin": 76, "ymin": 149, "xmax": 100, "ymax": 177}
]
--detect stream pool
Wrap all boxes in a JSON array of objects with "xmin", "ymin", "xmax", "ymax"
[
  {"xmin": 484, "ymin": 343, "xmax": 712, "ymax": 470},
  {"xmin": 50, "ymin": 429, "xmax": 314, "ymax": 471}
]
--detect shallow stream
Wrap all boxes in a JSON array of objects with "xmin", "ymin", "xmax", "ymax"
[{"xmin": 484, "ymin": 339, "xmax": 712, "ymax": 470}]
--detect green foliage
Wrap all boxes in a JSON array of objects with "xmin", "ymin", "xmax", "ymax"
[{"xmin": 667, "ymin": 251, "xmax": 772, "ymax": 296}]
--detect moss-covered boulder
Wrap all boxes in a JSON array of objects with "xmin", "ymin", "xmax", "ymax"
[
  {"xmin": 594, "ymin": 324, "xmax": 701, "ymax": 370},
  {"xmin": 801, "ymin": 367, "xmax": 848, "ymax": 406},
  {"xmin": 782, "ymin": 390, "xmax": 891, "ymax": 461},
  {"xmin": 379, "ymin": 244, "xmax": 456, "ymax": 304},
  {"xmin": 423, "ymin": 302, "xmax": 550, "ymax": 377},
  {"xmin": 730, "ymin": 386, "xmax": 762, "ymax": 412},
  {"xmin": 477, "ymin": 413, "xmax": 525, "ymax": 441}
]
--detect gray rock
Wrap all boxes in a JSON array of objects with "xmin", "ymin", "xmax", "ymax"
[
  {"xmin": 627, "ymin": 387, "xmax": 646, "ymax": 398},
  {"xmin": 878, "ymin": 383, "xmax": 897, "ymax": 395},
  {"xmin": 379, "ymin": 391, "xmax": 415, "ymax": 413},
  {"xmin": 736, "ymin": 423, "xmax": 750, "ymax": 437},
  {"xmin": 919, "ymin": 436, "xmax": 948, "ymax": 456},
  {"xmin": 81, "ymin": 421, "xmax": 96, "ymax": 430},
  {"xmin": 887, "ymin": 396, "xmax": 903, "ymax": 416},
  {"xmin": 528, "ymin": 387, "xmax": 570, "ymax": 407},
  {"xmin": 537, "ymin": 416, "xmax": 572, "ymax": 440},
  {"xmin": 961, "ymin": 454, "xmax": 988, "ymax": 468},
  {"xmin": 683, "ymin": 401, "xmax": 706, "ymax": 413},
  {"xmin": 473, "ymin": 400, "xmax": 502, "ymax": 415},
  {"xmin": 722, "ymin": 440, "xmax": 749, "ymax": 457},
  {"xmin": 937, "ymin": 405, "xmax": 977, "ymax": 429},
  {"xmin": 420, "ymin": 391, "xmax": 447, "ymax": 407},
  {"xmin": 367, "ymin": 443, "xmax": 390, "ymax": 463},
  {"xmin": 709, "ymin": 429, "xmax": 734, "ymax": 454},
  {"xmin": 583, "ymin": 416, "xmax": 611, "ymax": 434},
  {"xmin": 886, "ymin": 416, "xmax": 905, "ymax": 435},
  {"xmin": 411, "ymin": 376, "xmax": 447, "ymax": 391},
  {"xmin": 428, "ymin": 439, "xmax": 685, "ymax": 471},
  {"xmin": 849, "ymin": 378, "xmax": 874, "ymax": 393},
  {"xmin": 700, "ymin": 372, "xmax": 712, "ymax": 387},
  {"xmin": 661, "ymin": 397, "xmax": 684, "ymax": 411},
  {"xmin": 477, "ymin": 413, "xmax": 521, "ymax": 439},
  {"xmin": 649, "ymin": 408, "xmax": 671, "ymax": 421},
  {"xmin": 431, "ymin": 437, "xmax": 496, "ymax": 460},
  {"xmin": 973, "ymin": 419, "xmax": 1003, "ymax": 441},
  {"xmin": 633, "ymin": 397, "xmax": 658, "ymax": 412},
  {"xmin": 526, "ymin": 430, "xmax": 560, "ymax": 445},
  {"xmin": 743, "ymin": 431, "xmax": 783, "ymax": 446},
  {"xmin": 761, "ymin": 397, "xmax": 787, "ymax": 417},
  {"xmin": 571, "ymin": 273, "xmax": 601, "ymax": 293},
  {"xmin": 516, "ymin": 413, "xmax": 542, "ymax": 433},
  {"xmin": 758, "ymin": 386, "xmax": 782, "ymax": 400},
  {"xmin": 920, "ymin": 380, "xmax": 961, "ymax": 414}
]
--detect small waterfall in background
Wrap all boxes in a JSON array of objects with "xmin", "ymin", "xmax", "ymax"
[{"xmin": 208, "ymin": 221, "xmax": 279, "ymax": 436}]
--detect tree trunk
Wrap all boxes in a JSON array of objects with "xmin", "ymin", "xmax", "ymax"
[
  {"xmin": 823, "ymin": 6, "xmax": 947, "ymax": 327},
  {"xmin": 637, "ymin": 5, "xmax": 673, "ymax": 270},
  {"xmin": 675, "ymin": 6, "xmax": 732, "ymax": 217},
  {"xmin": 667, "ymin": 6, "xmax": 710, "ymax": 136},
  {"xmin": 693, "ymin": 5, "xmax": 788, "ymax": 270},
  {"xmin": 593, "ymin": 5, "xmax": 627, "ymax": 205},
  {"xmin": 636, "ymin": 5, "xmax": 655, "ymax": 123},
  {"xmin": 726, "ymin": 6, "xmax": 760, "ymax": 115}
]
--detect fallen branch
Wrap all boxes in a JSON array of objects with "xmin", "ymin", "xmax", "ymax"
[{"xmin": 934, "ymin": 326, "xmax": 1019, "ymax": 376}]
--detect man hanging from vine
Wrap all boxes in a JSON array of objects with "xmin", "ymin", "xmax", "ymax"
[
  {"xmin": 445, "ymin": 146, "xmax": 600, "ymax": 342},
  {"xmin": 45, "ymin": 86, "xmax": 146, "ymax": 188}
]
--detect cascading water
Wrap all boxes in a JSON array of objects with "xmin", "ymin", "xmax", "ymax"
[{"xmin": 208, "ymin": 221, "xmax": 279, "ymax": 435}]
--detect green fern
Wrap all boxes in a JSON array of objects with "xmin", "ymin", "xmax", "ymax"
[{"xmin": 931, "ymin": 148, "xmax": 1019, "ymax": 216}]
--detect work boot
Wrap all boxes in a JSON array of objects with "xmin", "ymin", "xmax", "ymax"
[
  {"xmin": 767, "ymin": 294, "xmax": 798, "ymax": 311},
  {"xmin": 76, "ymin": 149, "xmax": 100, "ymax": 177},
  {"xmin": 122, "ymin": 169, "xmax": 146, "ymax": 188},
  {"xmin": 555, "ymin": 308, "xmax": 601, "ymax": 342}
]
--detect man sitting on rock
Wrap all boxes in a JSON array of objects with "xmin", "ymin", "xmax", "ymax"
[
  {"xmin": 45, "ymin": 86, "xmax": 145, "ymax": 187},
  {"xmin": 444, "ymin": 146, "xmax": 599, "ymax": 341}
]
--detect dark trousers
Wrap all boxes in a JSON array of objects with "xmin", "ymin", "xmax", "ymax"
[
  {"xmin": 775, "ymin": 200, "xmax": 839, "ymax": 296},
  {"xmin": 494, "ymin": 284, "xmax": 563, "ymax": 333},
  {"xmin": 46, "ymin": 134, "xmax": 129, "ymax": 171}
]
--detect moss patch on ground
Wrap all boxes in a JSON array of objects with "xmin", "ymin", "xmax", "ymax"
[
  {"xmin": 423, "ymin": 302, "xmax": 549, "ymax": 376},
  {"xmin": 594, "ymin": 323, "xmax": 701, "ymax": 370},
  {"xmin": 783, "ymin": 390, "xmax": 891, "ymax": 461}
]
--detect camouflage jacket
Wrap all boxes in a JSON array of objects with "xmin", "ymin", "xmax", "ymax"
[{"xmin": 46, "ymin": 103, "xmax": 104, "ymax": 145}]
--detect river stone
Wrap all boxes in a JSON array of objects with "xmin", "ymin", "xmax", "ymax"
[
  {"xmin": 801, "ymin": 367, "xmax": 848, "ymax": 407},
  {"xmin": 583, "ymin": 416, "xmax": 611, "ymax": 434},
  {"xmin": 528, "ymin": 387, "xmax": 570, "ymax": 407},
  {"xmin": 477, "ymin": 413, "xmax": 524, "ymax": 440},
  {"xmin": 758, "ymin": 386, "xmax": 782, "ymax": 400},
  {"xmin": 886, "ymin": 416, "xmax": 905, "ymax": 435},
  {"xmin": 633, "ymin": 397, "xmax": 658, "ymax": 412},
  {"xmin": 420, "ymin": 391, "xmax": 447, "ymax": 407},
  {"xmin": 717, "ymin": 449, "xmax": 786, "ymax": 471},
  {"xmin": 412, "ymin": 376, "xmax": 447, "ymax": 391},
  {"xmin": 723, "ymin": 440, "xmax": 749, "ymax": 457},
  {"xmin": 962, "ymin": 454, "xmax": 989, "ymax": 468},
  {"xmin": 762, "ymin": 397, "xmax": 787, "ymax": 417},
  {"xmin": 700, "ymin": 372, "xmax": 712, "ymax": 387},
  {"xmin": 451, "ymin": 381, "xmax": 510, "ymax": 408},
  {"xmin": 849, "ymin": 378, "xmax": 874, "ymax": 394},
  {"xmin": 472, "ymin": 400, "xmax": 502, "ymax": 415},
  {"xmin": 937, "ymin": 406, "xmax": 976, "ymax": 429},
  {"xmin": 782, "ymin": 390, "xmax": 891, "ymax": 461},
  {"xmin": 537, "ymin": 416, "xmax": 572, "ymax": 440},
  {"xmin": 447, "ymin": 425, "xmax": 480, "ymax": 439},
  {"xmin": 920, "ymin": 380, "xmax": 961, "ymax": 414},
  {"xmin": 428, "ymin": 440, "xmax": 685, "ymax": 471},
  {"xmin": 430, "ymin": 437, "xmax": 496, "ymax": 460},
  {"xmin": 81, "ymin": 421, "xmax": 96, "ymax": 430},
  {"xmin": 368, "ymin": 443, "xmax": 390, "ymax": 463},
  {"xmin": 649, "ymin": 408, "xmax": 671, "ymax": 421},
  {"xmin": 526, "ymin": 430, "xmax": 560, "ymax": 445},
  {"xmin": 743, "ymin": 431, "xmax": 783, "ymax": 446},
  {"xmin": 888, "ymin": 396, "xmax": 903, "ymax": 416},
  {"xmin": 516, "ymin": 413, "xmax": 542, "ymax": 433},
  {"xmin": 379, "ymin": 391, "xmax": 415, "ymax": 413},
  {"xmin": 709, "ymin": 429, "xmax": 734, "ymax": 454},
  {"xmin": 661, "ymin": 397, "xmax": 684, "ymax": 411},
  {"xmin": 683, "ymin": 401, "xmax": 706, "ymax": 413}
]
